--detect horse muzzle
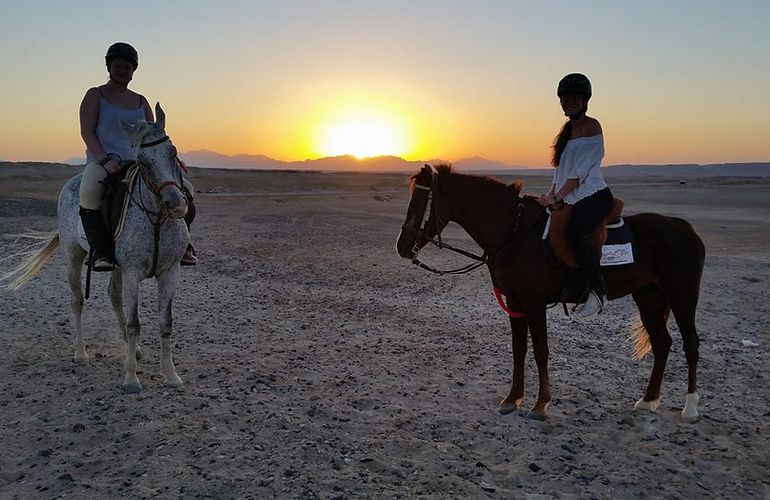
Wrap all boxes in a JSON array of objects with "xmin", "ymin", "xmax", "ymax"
[{"xmin": 160, "ymin": 189, "xmax": 188, "ymax": 219}]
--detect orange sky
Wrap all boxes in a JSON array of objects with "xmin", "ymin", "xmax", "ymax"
[{"xmin": 1, "ymin": 2, "xmax": 769, "ymax": 166}]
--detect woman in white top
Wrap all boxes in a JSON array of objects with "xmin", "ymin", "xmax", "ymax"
[
  {"xmin": 538, "ymin": 73, "xmax": 613, "ymax": 318},
  {"xmin": 79, "ymin": 42, "xmax": 197, "ymax": 270}
]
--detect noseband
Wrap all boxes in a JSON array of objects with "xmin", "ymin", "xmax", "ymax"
[{"xmin": 137, "ymin": 135, "xmax": 183, "ymax": 196}]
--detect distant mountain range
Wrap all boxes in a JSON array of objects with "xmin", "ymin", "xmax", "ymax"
[
  {"xmin": 176, "ymin": 150, "xmax": 518, "ymax": 172},
  {"xmin": 59, "ymin": 151, "xmax": 770, "ymax": 177}
]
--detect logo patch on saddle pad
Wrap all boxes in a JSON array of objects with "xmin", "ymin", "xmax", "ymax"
[{"xmin": 600, "ymin": 218, "xmax": 634, "ymax": 266}]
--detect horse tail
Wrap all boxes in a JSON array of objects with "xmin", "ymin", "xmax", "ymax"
[
  {"xmin": 631, "ymin": 317, "xmax": 651, "ymax": 360},
  {"xmin": 1, "ymin": 232, "xmax": 60, "ymax": 290}
]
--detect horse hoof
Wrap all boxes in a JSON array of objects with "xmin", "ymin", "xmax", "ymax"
[
  {"xmin": 164, "ymin": 375, "xmax": 183, "ymax": 388},
  {"xmin": 680, "ymin": 392, "xmax": 700, "ymax": 423},
  {"xmin": 528, "ymin": 409, "xmax": 548, "ymax": 421},
  {"xmin": 498, "ymin": 405, "xmax": 516, "ymax": 415},
  {"xmin": 498, "ymin": 401, "xmax": 520, "ymax": 415},
  {"xmin": 73, "ymin": 353, "xmax": 89, "ymax": 365},
  {"xmin": 123, "ymin": 380, "xmax": 143, "ymax": 394},
  {"xmin": 634, "ymin": 398, "xmax": 661, "ymax": 412}
]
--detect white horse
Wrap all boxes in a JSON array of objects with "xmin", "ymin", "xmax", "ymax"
[{"xmin": 4, "ymin": 103, "xmax": 189, "ymax": 393}]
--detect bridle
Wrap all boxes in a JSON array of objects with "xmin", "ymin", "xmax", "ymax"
[
  {"xmin": 127, "ymin": 133, "xmax": 186, "ymax": 276},
  {"xmin": 401, "ymin": 168, "xmax": 535, "ymax": 318},
  {"xmin": 401, "ymin": 169, "xmax": 529, "ymax": 276},
  {"xmin": 136, "ymin": 135, "xmax": 183, "ymax": 196}
]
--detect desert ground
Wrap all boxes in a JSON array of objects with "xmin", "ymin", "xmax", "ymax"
[{"xmin": 0, "ymin": 163, "xmax": 768, "ymax": 499}]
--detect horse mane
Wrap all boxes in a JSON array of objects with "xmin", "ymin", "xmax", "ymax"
[{"xmin": 409, "ymin": 164, "xmax": 524, "ymax": 197}]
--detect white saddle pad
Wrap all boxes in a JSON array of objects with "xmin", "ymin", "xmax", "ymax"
[{"xmin": 600, "ymin": 243, "xmax": 634, "ymax": 266}]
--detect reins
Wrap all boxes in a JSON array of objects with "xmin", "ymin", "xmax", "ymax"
[{"xmin": 405, "ymin": 169, "xmax": 534, "ymax": 317}]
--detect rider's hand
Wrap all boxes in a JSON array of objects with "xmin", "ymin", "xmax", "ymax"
[
  {"xmin": 538, "ymin": 194, "xmax": 554, "ymax": 207},
  {"xmin": 103, "ymin": 159, "xmax": 121, "ymax": 175}
]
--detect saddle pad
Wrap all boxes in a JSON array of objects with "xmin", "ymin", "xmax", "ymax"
[
  {"xmin": 541, "ymin": 212, "xmax": 635, "ymax": 267},
  {"xmin": 601, "ymin": 217, "xmax": 635, "ymax": 266},
  {"xmin": 77, "ymin": 166, "xmax": 138, "ymax": 251}
]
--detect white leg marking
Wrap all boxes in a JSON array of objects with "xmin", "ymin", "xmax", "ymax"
[
  {"xmin": 634, "ymin": 397, "xmax": 661, "ymax": 412},
  {"xmin": 680, "ymin": 392, "xmax": 700, "ymax": 422}
]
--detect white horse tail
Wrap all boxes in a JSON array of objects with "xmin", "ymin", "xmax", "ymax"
[
  {"xmin": 631, "ymin": 316, "xmax": 651, "ymax": 361},
  {"xmin": 1, "ymin": 232, "xmax": 60, "ymax": 290}
]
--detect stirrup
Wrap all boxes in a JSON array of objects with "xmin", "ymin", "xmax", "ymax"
[
  {"xmin": 572, "ymin": 291, "xmax": 605, "ymax": 319},
  {"xmin": 91, "ymin": 255, "xmax": 115, "ymax": 272}
]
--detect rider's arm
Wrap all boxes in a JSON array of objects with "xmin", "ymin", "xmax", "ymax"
[
  {"xmin": 80, "ymin": 88, "xmax": 107, "ymax": 159},
  {"xmin": 555, "ymin": 178, "xmax": 579, "ymax": 202}
]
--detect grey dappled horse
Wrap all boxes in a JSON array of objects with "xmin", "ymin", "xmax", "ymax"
[{"xmin": 4, "ymin": 103, "xmax": 189, "ymax": 393}]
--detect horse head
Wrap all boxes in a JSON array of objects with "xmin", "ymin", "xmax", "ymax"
[
  {"xmin": 120, "ymin": 103, "xmax": 187, "ymax": 219},
  {"xmin": 396, "ymin": 164, "xmax": 451, "ymax": 259}
]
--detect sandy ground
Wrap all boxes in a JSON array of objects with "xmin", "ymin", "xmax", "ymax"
[{"xmin": 0, "ymin": 163, "xmax": 768, "ymax": 499}]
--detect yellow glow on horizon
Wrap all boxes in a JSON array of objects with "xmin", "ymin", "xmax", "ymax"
[{"xmin": 313, "ymin": 108, "xmax": 411, "ymax": 159}]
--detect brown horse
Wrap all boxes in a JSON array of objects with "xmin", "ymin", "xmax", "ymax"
[{"xmin": 396, "ymin": 165, "xmax": 705, "ymax": 421}]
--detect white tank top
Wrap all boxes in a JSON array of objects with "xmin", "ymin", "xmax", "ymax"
[
  {"xmin": 85, "ymin": 95, "xmax": 145, "ymax": 162},
  {"xmin": 552, "ymin": 134, "xmax": 608, "ymax": 204}
]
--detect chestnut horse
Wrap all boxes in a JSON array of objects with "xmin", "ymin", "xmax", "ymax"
[{"xmin": 396, "ymin": 165, "xmax": 705, "ymax": 421}]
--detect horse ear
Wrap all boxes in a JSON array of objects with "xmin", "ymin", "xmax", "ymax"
[{"xmin": 155, "ymin": 102, "xmax": 166, "ymax": 130}]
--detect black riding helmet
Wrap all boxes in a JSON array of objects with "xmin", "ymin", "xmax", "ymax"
[
  {"xmin": 105, "ymin": 42, "xmax": 138, "ymax": 69},
  {"xmin": 557, "ymin": 73, "xmax": 591, "ymax": 100}
]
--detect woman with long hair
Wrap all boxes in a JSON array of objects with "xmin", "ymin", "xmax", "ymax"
[{"xmin": 538, "ymin": 73, "xmax": 613, "ymax": 318}]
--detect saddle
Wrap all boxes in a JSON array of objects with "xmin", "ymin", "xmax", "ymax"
[
  {"xmin": 547, "ymin": 197, "xmax": 625, "ymax": 268},
  {"xmin": 100, "ymin": 164, "xmax": 139, "ymax": 241}
]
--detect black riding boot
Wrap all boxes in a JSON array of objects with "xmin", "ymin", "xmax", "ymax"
[
  {"xmin": 79, "ymin": 207, "xmax": 115, "ymax": 272},
  {"xmin": 574, "ymin": 236, "xmax": 606, "ymax": 317},
  {"xmin": 181, "ymin": 193, "xmax": 197, "ymax": 266}
]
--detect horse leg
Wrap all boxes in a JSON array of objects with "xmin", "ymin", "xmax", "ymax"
[
  {"xmin": 632, "ymin": 285, "xmax": 672, "ymax": 412},
  {"xmin": 121, "ymin": 272, "xmax": 143, "ymax": 393},
  {"xmin": 671, "ymin": 299, "xmax": 701, "ymax": 422},
  {"xmin": 157, "ymin": 267, "xmax": 182, "ymax": 387},
  {"xmin": 499, "ymin": 317, "xmax": 527, "ymax": 414},
  {"xmin": 66, "ymin": 249, "xmax": 88, "ymax": 363},
  {"xmin": 528, "ymin": 307, "xmax": 551, "ymax": 419},
  {"xmin": 108, "ymin": 270, "xmax": 142, "ymax": 360}
]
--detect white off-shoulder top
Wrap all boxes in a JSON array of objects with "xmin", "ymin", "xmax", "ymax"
[{"xmin": 553, "ymin": 134, "xmax": 608, "ymax": 205}]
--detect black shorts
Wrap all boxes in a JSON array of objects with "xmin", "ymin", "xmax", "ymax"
[{"xmin": 567, "ymin": 187, "xmax": 613, "ymax": 245}]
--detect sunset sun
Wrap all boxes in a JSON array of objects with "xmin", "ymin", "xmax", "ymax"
[{"xmin": 316, "ymin": 110, "xmax": 410, "ymax": 159}]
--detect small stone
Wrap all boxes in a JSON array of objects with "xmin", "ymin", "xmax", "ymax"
[
  {"xmin": 480, "ymin": 481, "xmax": 496, "ymax": 492},
  {"xmin": 528, "ymin": 462, "xmax": 542, "ymax": 473},
  {"xmin": 0, "ymin": 471, "xmax": 24, "ymax": 482},
  {"xmin": 72, "ymin": 423, "xmax": 86, "ymax": 433},
  {"xmin": 58, "ymin": 473, "xmax": 74, "ymax": 482},
  {"xmin": 561, "ymin": 444, "xmax": 575, "ymax": 454}
]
